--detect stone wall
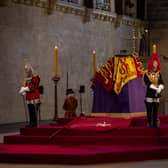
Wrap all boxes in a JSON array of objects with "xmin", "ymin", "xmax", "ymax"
[
  {"xmin": 0, "ymin": 1, "xmax": 143, "ymax": 124},
  {"xmin": 147, "ymin": 0, "xmax": 168, "ymax": 22}
]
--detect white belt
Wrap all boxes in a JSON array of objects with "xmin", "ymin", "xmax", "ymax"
[
  {"xmin": 146, "ymin": 97, "xmax": 160, "ymax": 103},
  {"xmin": 26, "ymin": 99, "xmax": 40, "ymax": 104}
]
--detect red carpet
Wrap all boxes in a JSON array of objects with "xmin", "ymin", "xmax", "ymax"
[
  {"xmin": 1, "ymin": 115, "xmax": 168, "ymax": 164},
  {"xmin": 65, "ymin": 117, "xmax": 132, "ymax": 131}
]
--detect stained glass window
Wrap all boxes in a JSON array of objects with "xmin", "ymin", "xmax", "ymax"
[{"xmin": 95, "ymin": 0, "xmax": 111, "ymax": 11}]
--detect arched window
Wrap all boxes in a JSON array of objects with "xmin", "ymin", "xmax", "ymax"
[
  {"xmin": 95, "ymin": 0, "xmax": 111, "ymax": 11},
  {"xmin": 124, "ymin": 0, "xmax": 136, "ymax": 17},
  {"xmin": 115, "ymin": 0, "xmax": 137, "ymax": 18}
]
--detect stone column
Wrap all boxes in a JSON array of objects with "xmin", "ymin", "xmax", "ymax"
[
  {"xmin": 78, "ymin": 0, "xmax": 84, "ymax": 7},
  {"xmin": 93, "ymin": 0, "xmax": 96, "ymax": 9},
  {"xmin": 110, "ymin": 0, "xmax": 115, "ymax": 13}
]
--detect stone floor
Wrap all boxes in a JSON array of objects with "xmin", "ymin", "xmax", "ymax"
[{"xmin": 0, "ymin": 159, "xmax": 168, "ymax": 168}]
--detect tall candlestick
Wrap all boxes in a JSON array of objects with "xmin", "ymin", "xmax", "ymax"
[
  {"xmin": 50, "ymin": 46, "xmax": 60, "ymax": 126},
  {"xmin": 152, "ymin": 44, "xmax": 157, "ymax": 54},
  {"xmin": 54, "ymin": 46, "xmax": 58, "ymax": 76}
]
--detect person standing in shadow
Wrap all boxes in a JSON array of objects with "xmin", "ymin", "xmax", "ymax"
[{"xmin": 63, "ymin": 89, "xmax": 78, "ymax": 117}]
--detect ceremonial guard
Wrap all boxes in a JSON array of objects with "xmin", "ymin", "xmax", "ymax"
[
  {"xmin": 19, "ymin": 63, "xmax": 40, "ymax": 127},
  {"xmin": 144, "ymin": 45, "xmax": 164, "ymax": 128},
  {"xmin": 63, "ymin": 89, "xmax": 78, "ymax": 117}
]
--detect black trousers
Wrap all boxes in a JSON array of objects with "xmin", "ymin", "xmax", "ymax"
[
  {"xmin": 145, "ymin": 101, "xmax": 159, "ymax": 128},
  {"xmin": 27, "ymin": 104, "xmax": 37, "ymax": 127}
]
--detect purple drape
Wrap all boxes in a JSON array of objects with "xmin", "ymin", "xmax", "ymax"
[{"xmin": 92, "ymin": 77, "xmax": 146, "ymax": 113}]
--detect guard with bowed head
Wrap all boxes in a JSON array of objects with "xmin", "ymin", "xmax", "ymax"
[{"xmin": 19, "ymin": 62, "xmax": 41, "ymax": 127}]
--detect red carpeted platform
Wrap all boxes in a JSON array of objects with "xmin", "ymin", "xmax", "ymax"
[{"xmin": 1, "ymin": 115, "xmax": 168, "ymax": 164}]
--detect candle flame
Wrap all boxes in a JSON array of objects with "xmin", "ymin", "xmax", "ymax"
[
  {"xmin": 92, "ymin": 50, "xmax": 96, "ymax": 55},
  {"xmin": 54, "ymin": 46, "xmax": 58, "ymax": 50}
]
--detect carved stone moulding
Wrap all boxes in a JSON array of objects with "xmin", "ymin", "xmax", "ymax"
[{"xmin": 11, "ymin": 0, "xmax": 143, "ymax": 27}]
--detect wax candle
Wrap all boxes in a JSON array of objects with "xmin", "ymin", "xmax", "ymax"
[
  {"xmin": 152, "ymin": 44, "xmax": 157, "ymax": 54},
  {"xmin": 92, "ymin": 50, "xmax": 96, "ymax": 76},
  {"xmin": 54, "ymin": 46, "xmax": 58, "ymax": 76}
]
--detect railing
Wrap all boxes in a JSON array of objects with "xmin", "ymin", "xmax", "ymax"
[
  {"xmin": 60, "ymin": 0, "xmax": 111, "ymax": 12},
  {"xmin": 60, "ymin": 0, "xmax": 79, "ymax": 4}
]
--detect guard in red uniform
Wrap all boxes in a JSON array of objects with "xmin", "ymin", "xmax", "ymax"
[
  {"xmin": 63, "ymin": 89, "xmax": 78, "ymax": 117},
  {"xmin": 19, "ymin": 63, "xmax": 40, "ymax": 127}
]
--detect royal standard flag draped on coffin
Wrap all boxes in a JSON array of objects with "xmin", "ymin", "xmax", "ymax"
[{"xmin": 95, "ymin": 56, "xmax": 144, "ymax": 94}]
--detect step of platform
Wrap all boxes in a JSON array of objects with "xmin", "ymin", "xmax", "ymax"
[
  {"xmin": 0, "ymin": 144, "xmax": 168, "ymax": 164},
  {"xmin": 20, "ymin": 126, "xmax": 161, "ymax": 136},
  {"xmin": 4, "ymin": 134, "xmax": 161, "ymax": 146}
]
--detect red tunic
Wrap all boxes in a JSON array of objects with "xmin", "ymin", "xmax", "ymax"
[{"xmin": 23, "ymin": 74, "xmax": 40, "ymax": 101}]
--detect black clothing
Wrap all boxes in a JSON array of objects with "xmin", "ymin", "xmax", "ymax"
[{"xmin": 144, "ymin": 70, "xmax": 164, "ymax": 128}]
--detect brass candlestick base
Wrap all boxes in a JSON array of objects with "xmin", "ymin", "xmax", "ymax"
[{"xmin": 50, "ymin": 76, "xmax": 60, "ymax": 126}]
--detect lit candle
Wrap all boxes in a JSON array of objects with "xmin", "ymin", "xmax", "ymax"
[
  {"xmin": 92, "ymin": 50, "xmax": 96, "ymax": 76},
  {"xmin": 54, "ymin": 46, "xmax": 58, "ymax": 76},
  {"xmin": 152, "ymin": 44, "xmax": 157, "ymax": 54}
]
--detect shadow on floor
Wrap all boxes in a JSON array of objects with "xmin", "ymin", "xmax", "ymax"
[{"xmin": 0, "ymin": 120, "xmax": 51, "ymax": 133}]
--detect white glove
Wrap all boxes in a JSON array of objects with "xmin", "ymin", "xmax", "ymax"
[
  {"xmin": 19, "ymin": 86, "xmax": 30, "ymax": 94},
  {"xmin": 150, "ymin": 84, "xmax": 158, "ymax": 91},
  {"xmin": 159, "ymin": 84, "xmax": 164, "ymax": 91},
  {"xmin": 156, "ymin": 84, "xmax": 164, "ymax": 94},
  {"xmin": 21, "ymin": 91, "xmax": 26, "ymax": 96},
  {"xmin": 156, "ymin": 87, "xmax": 161, "ymax": 94}
]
